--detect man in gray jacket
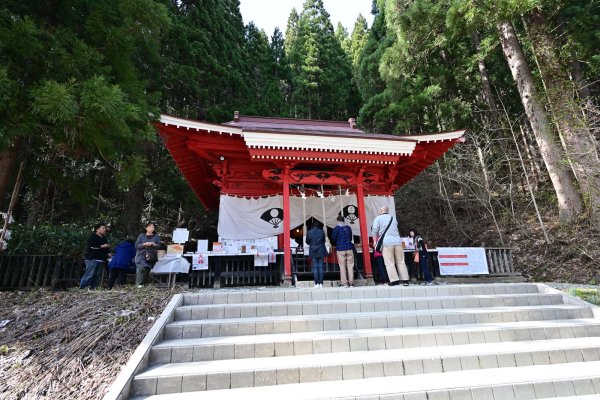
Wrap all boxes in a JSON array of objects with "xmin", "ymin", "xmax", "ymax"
[{"xmin": 371, "ymin": 206, "xmax": 409, "ymax": 286}]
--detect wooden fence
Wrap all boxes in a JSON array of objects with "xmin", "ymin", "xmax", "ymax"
[
  {"xmin": 0, "ymin": 248, "xmax": 515, "ymax": 290},
  {"xmin": 485, "ymin": 248, "xmax": 517, "ymax": 275},
  {"xmin": 292, "ymin": 247, "xmax": 517, "ymax": 282},
  {"xmin": 189, "ymin": 255, "xmax": 282, "ymax": 288},
  {"xmin": 0, "ymin": 255, "xmax": 81, "ymax": 289}
]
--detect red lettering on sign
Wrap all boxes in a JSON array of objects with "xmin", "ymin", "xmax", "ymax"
[
  {"xmin": 438, "ymin": 255, "xmax": 468, "ymax": 258},
  {"xmin": 439, "ymin": 262, "xmax": 470, "ymax": 266}
]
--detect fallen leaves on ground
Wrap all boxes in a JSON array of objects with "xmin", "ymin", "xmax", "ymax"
[{"xmin": 0, "ymin": 287, "xmax": 179, "ymax": 400}]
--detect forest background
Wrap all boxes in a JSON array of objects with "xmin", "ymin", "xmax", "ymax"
[{"xmin": 0, "ymin": 0, "xmax": 599, "ymax": 283}]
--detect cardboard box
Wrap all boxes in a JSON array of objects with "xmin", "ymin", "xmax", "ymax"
[{"xmin": 167, "ymin": 244, "xmax": 184, "ymax": 255}]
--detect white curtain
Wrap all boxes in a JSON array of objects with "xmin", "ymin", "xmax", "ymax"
[{"xmin": 218, "ymin": 194, "xmax": 396, "ymax": 240}]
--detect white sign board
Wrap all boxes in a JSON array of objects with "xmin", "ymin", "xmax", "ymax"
[
  {"xmin": 401, "ymin": 237, "xmax": 414, "ymax": 250},
  {"xmin": 254, "ymin": 254, "xmax": 269, "ymax": 266},
  {"xmin": 437, "ymin": 247, "xmax": 489, "ymax": 275},
  {"xmin": 172, "ymin": 228, "xmax": 189, "ymax": 244},
  {"xmin": 192, "ymin": 254, "xmax": 209, "ymax": 270},
  {"xmin": 196, "ymin": 239, "xmax": 208, "ymax": 254}
]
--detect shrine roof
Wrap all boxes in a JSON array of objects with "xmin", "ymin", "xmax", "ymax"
[
  {"xmin": 224, "ymin": 115, "xmax": 415, "ymax": 141},
  {"xmin": 156, "ymin": 113, "xmax": 465, "ymax": 210}
]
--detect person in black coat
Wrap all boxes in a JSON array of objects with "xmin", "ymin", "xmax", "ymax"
[
  {"xmin": 409, "ymin": 228, "xmax": 433, "ymax": 285},
  {"xmin": 305, "ymin": 221, "xmax": 328, "ymax": 287},
  {"xmin": 80, "ymin": 223, "xmax": 110, "ymax": 289}
]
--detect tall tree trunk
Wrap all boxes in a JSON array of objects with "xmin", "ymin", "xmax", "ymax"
[
  {"xmin": 0, "ymin": 137, "xmax": 23, "ymax": 209},
  {"xmin": 520, "ymin": 124, "xmax": 540, "ymax": 189},
  {"xmin": 476, "ymin": 143, "xmax": 505, "ymax": 245},
  {"xmin": 472, "ymin": 31, "xmax": 521, "ymax": 216},
  {"xmin": 119, "ymin": 182, "xmax": 145, "ymax": 237},
  {"xmin": 497, "ymin": 20, "xmax": 583, "ymax": 221},
  {"xmin": 472, "ymin": 32, "xmax": 500, "ymax": 120},
  {"xmin": 569, "ymin": 57, "xmax": 592, "ymax": 102},
  {"xmin": 526, "ymin": 8, "xmax": 600, "ymax": 225}
]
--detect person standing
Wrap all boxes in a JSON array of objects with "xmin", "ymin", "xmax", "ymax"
[
  {"xmin": 135, "ymin": 222, "xmax": 161, "ymax": 287},
  {"xmin": 80, "ymin": 223, "xmax": 110, "ymax": 289},
  {"xmin": 409, "ymin": 228, "xmax": 434, "ymax": 285},
  {"xmin": 305, "ymin": 221, "xmax": 328, "ymax": 288},
  {"xmin": 108, "ymin": 239, "xmax": 136, "ymax": 289},
  {"xmin": 371, "ymin": 206, "xmax": 409, "ymax": 286},
  {"xmin": 332, "ymin": 215, "xmax": 355, "ymax": 287},
  {"xmin": 373, "ymin": 247, "xmax": 388, "ymax": 284}
]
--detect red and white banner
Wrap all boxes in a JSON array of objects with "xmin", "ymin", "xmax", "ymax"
[{"xmin": 437, "ymin": 247, "xmax": 489, "ymax": 275}]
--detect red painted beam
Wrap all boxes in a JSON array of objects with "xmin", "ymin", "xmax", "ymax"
[
  {"xmin": 356, "ymin": 179, "xmax": 372, "ymax": 279},
  {"xmin": 249, "ymin": 148, "xmax": 400, "ymax": 164},
  {"xmin": 282, "ymin": 166, "xmax": 292, "ymax": 280}
]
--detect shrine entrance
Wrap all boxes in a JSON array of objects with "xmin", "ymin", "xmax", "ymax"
[{"xmin": 156, "ymin": 113, "xmax": 464, "ymax": 286}]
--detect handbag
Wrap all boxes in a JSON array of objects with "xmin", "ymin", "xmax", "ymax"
[
  {"xmin": 375, "ymin": 216, "xmax": 394, "ymax": 253},
  {"xmin": 145, "ymin": 248, "xmax": 158, "ymax": 264},
  {"xmin": 413, "ymin": 251, "xmax": 420, "ymax": 263}
]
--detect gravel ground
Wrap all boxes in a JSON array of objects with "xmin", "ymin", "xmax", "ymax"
[{"xmin": 542, "ymin": 282, "xmax": 600, "ymax": 290}]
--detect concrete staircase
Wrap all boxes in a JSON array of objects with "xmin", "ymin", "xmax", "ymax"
[{"xmin": 116, "ymin": 284, "xmax": 600, "ymax": 399}]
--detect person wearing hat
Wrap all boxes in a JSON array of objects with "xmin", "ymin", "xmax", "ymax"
[{"xmin": 80, "ymin": 222, "xmax": 110, "ymax": 289}]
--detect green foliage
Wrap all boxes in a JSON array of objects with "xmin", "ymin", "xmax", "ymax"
[
  {"xmin": 2, "ymin": 0, "xmax": 600, "ymax": 257},
  {"xmin": 242, "ymin": 23, "xmax": 287, "ymax": 116},
  {"xmin": 31, "ymin": 80, "xmax": 79, "ymax": 124},
  {"xmin": 350, "ymin": 14, "xmax": 369, "ymax": 68},
  {"xmin": 285, "ymin": 0, "xmax": 358, "ymax": 119},
  {"xmin": 7, "ymin": 223, "xmax": 97, "ymax": 258},
  {"xmin": 446, "ymin": 0, "xmax": 542, "ymax": 30},
  {"xmin": 335, "ymin": 22, "xmax": 352, "ymax": 56},
  {"xmin": 567, "ymin": 288, "xmax": 600, "ymax": 305}
]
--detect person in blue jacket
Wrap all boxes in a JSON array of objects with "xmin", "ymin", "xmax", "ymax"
[{"xmin": 108, "ymin": 239, "xmax": 136, "ymax": 289}]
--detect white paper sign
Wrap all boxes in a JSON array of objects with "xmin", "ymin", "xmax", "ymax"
[
  {"xmin": 192, "ymin": 253, "xmax": 209, "ymax": 270},
  {"xmin": 437, "ymin": 247, "xmax": 489, "ymax": 275},
  {"xmin": 172, "ymin": 228, "xmax": 189, "ymax": 244},
  {"xmin": 254, "ymin": 254, "xmax": 269, "ymax": 267},
  {"xmin": 196, "ymin": 240, "xmax": 208, "ymax": 254},
  {"xmin": 401, "ymin": 237, "xmax": 414, "ymax": 250}
]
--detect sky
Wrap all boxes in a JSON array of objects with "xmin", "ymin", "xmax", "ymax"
[{"xmin": 239, "ymin": 0, "xmax": 374, "ymax": 38}]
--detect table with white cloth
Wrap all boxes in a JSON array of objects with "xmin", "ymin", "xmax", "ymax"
[{"xmin": 150, "ymin": 256, "xmax": 191, "ymax": 287}]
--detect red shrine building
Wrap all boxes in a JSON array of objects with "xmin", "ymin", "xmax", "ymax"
[{"xmin": 156, "ymin": 113, "xmax": 465, "ymax": 284}]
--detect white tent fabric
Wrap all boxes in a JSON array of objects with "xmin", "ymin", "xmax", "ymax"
[{"xmin": 217, "ymin": 194, "xmax": 396, "ymax": 240}]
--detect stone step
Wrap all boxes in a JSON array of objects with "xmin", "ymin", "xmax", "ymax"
[
  {"xmin": 163, "ymin": 305, "xmax": 593, "ymax": 340},
  {"xmin": 181, "ymin": 283, "xmax": 541, "ymax": 306},
  {"xmin": 150, "ymin": 319, "xmax": 600, "ymax": 364},
  {"xmin": 546, "ymin": 396, "xmax": 600, "ymax": 400},
  {"xmin": 131, "ymin": 360, "xmax": 600, "ymax": 399},
  {"xmin": 133, "ymin": 337, "xmax": 600, "ymax": 396},
  {"xmin": 174, "ymin": 293, "xmax": 564, "ymax": 321}
]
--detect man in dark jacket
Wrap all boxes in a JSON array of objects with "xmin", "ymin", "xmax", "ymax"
[
  {"xmin": 332, "ymin": 215, "xmax": 355, "ymax": 287},
  {"xmin": 305, "ymin": 221, "xmax": 328, "ymax": 288},
  {"xmin": 80, "ymin": 223, "xmax": 110, "ymax": 289}
]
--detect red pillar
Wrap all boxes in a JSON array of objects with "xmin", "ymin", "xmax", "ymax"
[
  {"xmin": 282, "ymin": 166, "xmax": 292, "ymax": 284},
  {"xmin": 356, "ymin": 182, "xmax": 373, "ymax": 279}
]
